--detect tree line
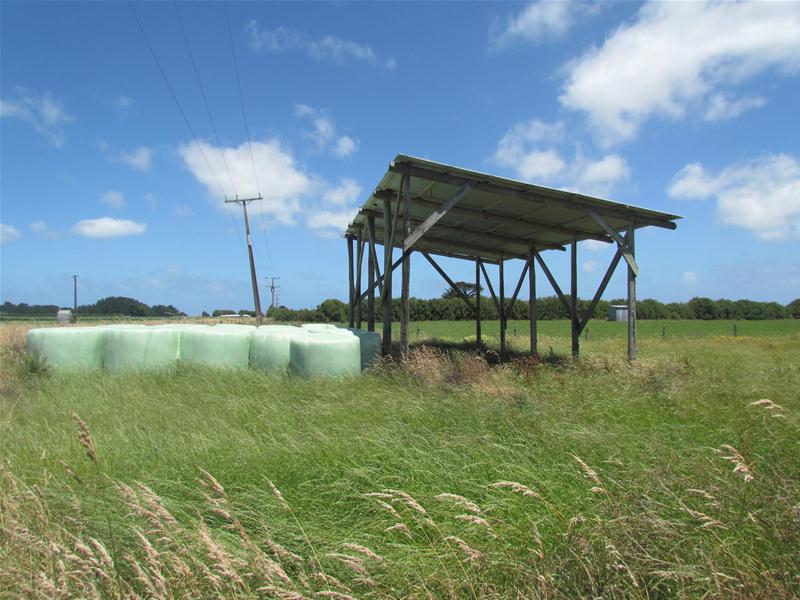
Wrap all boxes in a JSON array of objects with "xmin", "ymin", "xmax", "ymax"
[
  {"xmin": 1, "ymin": 297, "xmax": 186, "ymax": 318},
  {"xmin": 269, "ymin": 296, "xmax": 800, "ymax": 323},
  {"xmin": 4, "ymin": 295, "xmax": 799, "ymax": 321}
]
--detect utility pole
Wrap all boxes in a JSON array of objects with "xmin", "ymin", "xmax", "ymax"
[
  {"xmin": 225, "ymin": 195, "xmax": 263, "ymax": 324},
  {"xmin": 265, "ymin": 276, "xmax": 280, "ymax": 309}
]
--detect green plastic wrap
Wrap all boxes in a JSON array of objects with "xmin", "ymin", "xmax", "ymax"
[
  {"xmin": 348, "ymin": 328, "xmax": 382, "ymax": 371},
  {"xmin": 288, "ymin": 331, "xmax": 361, "ymax": 378},
  {"xmin": 103, "ymin": 326, "xmax": 181, "ymax": 372},
  {"xmin": 179, "ymin": 324, "xmax": 255, "ymax": 368},
  {"xmin": 26, "ymin": 326, "xmax": 105, "ymax": 371},
  {"xmin": 249, "ymin": 325, "xmax": 306, "ymax": 373},
  {"xmin": 300, "ymin": 323, "xmax": 340, "ymax": 333}
]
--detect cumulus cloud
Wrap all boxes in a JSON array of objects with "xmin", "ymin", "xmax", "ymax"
[
  {"xmin": 704, "ymin": 93, "xmax": 766, "ymax": 122},
  {"xmin": 246, "ymin": 20, "xmax": 396, "ymax": 69},
  {"xmin": 668, "ymin": 154, "xmax": 800, "ymax": 241},
  {"xmin": 493, "ymin": 118, "xmax": 629, "ymax": 196},
  {"xmin": 560, "ymin": 2, "xmax": 800, "ymax": 143},
  {"xmin": 322, "ymin": 178, "xmax": 362, "ymax": 206},
  {"xmin": 71, "ymin": 217, "xmax": 146, "ymax": 239},
  {"xmin": 116, "ymin": 145, "xmax": 153, "ymax": 171},
  {"xmin": 294, "ymin": 104, "xmax": 358, "ymax": 158},
  {"xmin": 0, "ymin": 87, "xmax": 74, "ymax": 147},
  {"xmin": 306, "ymin": 209, "xmax": 356, "ymax": 238},
  {"xmin": 178, "ymin": 138, "xmax": 314, "ymax": 224},
  {"xmin": 490, "ymin": 1, "xmax": 595, "ymax": 49},
  {"xmin": 581, "ymin": 239, "xmax": 611, "ymax": 252},
  {"xmin": 1, "ymin": 224, "xmax": 22, "ymax": 245},
  {"xmin": 100, "ymin": 190, "xmax": 126, "ymax": 210}
]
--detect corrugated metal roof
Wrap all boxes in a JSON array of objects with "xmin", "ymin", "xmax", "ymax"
[{"xmin": 346, "ymin": 155, "xmax": 680, "ymax": 262}]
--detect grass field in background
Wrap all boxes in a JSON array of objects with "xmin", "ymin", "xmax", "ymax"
[{"xmin": 1, "ymin": 321, "xmax": 799, "ymax": 598}]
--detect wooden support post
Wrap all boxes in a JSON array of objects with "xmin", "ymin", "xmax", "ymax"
[
  {"xmin": 571, "ymin": 237, "xmax": 579, "ymax": 358},
  {"xmin": 400, "ymin": 172, "xmax": 411, "ymax": 357},
  {"xmin": 355, "ymin": 232, "xmax": 364, "ymax": 329},
  {"xmin": 475, "ymin": 258, "xmax": 482, "ymax": 345},
  {"xmin": 367, "ymin": 216, "xmax": 376, "ymax": 332},
  {"xmin": 382, "ymin": 198, "xmax": 393, "ymax": 356},
  {"xmin": 347, "ymin": 235, "xmax": 355, "ymax": 328},
  {"xmin": 528, "ymin": 244, "xmax": 537, "ymax": 356},
  {"xmin": 627, "ymin": 225, "xmax": 637, "ymax": 361},
  {"xmin": 499, "ymin": 256, "xmax": 506, "ymax": 357}
]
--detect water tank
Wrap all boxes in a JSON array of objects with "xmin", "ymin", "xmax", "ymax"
[
  {"xmin": 608, "ymin": 305, "xmax": 628, "ymax": 322},
  {"xmin": 56, "ymin": 309, "xmax": 73, "ymax": 323}
]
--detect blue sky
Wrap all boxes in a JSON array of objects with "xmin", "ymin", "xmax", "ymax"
[{"xmin": 2, "ymin": 1, "xmax": 799, "ymax": 315}]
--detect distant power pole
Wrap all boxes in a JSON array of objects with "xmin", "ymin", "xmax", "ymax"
[
  {"xmin": 72, "ymin": 274, "xmax": 78, "ymax": 310},
  {"xmin": 225, "ymin": 195, "xmax": 263, "ymax": 324},
  {"xmin": 266, "ymin": 277, "xmax": 280, "ymax": 309}
]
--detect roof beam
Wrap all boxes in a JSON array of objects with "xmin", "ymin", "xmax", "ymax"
[
  {"xmin": 371, "ymin": 223, "xmax": 527, "ymax": 261},
  {"xmin": 389, "ymin": 162, "xmax": 677, "ymax": 230},
  {"xmin": 356, "ymin": 208, "xmax": 566, "ymax": 252},
  {"xmin": 372, "ymin": 190, "xmax": 612, "ymax": 243}
]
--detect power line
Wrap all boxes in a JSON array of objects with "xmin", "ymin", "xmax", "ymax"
[
  {"xmin": 223, "ymin": 0, "xmax": 275, "ymax": 271},
  {"xmin": 126, "ymin": 1, "xmax": 227, "ymax": 202},
  {"xmin": 173, "ymin": 1, "xmax": 238, "ymax": 199},
  {"xmin": 128, "ymin": 1, "xmax": 245, "ymax": 250}
]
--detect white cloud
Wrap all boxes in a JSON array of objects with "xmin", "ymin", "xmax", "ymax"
[
  {"xmin": 29, "ymin": 221, "xmax": 59, "ymax": 239},
  {"xmin": 490, "ymin": 1, "xmax": 586, "ymax": 49},
  {"xmin": 71, "ymin": 217, "xmax": 146, "ymax": 239},
  {"xmin": 0, "ymin": 87, "xmax": 73, "ymax": 147},
  {"xmin": 306, "ymin": 209, "xmax": 355, "ymax": 237},
  {"xmin": 333, "ymin": 135, "xmax": 357, "ymax": 159},
  {"xmin": 323, "ymin": 178, "xmax": 362, "ymax": 206},
  {"xmin": 246, "ymin": 21, "xmax": 396, "ymax": 69},
  {"xmin": 100, "ymin": 190, "xmax": 126, "ymax": 209},
  {"xmin": 582, "ymin": 260, "xmax": 600, "ymax": 274},
  {"xmin": 173, "ymin": 205, "xmax": 193, "ymax": 217},
  {"xmin": 178, "ymin": 138, "xmax": 314, "ymax": 224},
  {"xmin": 493, "ymin": 118, "xmax": 629, "ymax": 196},
  {"xmin": 682, "ymin": 271, "xmax": 699, "ymax": 286},
  {"xmin": 294, "ymin": 104, "xmax": 358, "ymax": 159},
  {"xmin": 560, "ymin": 2, "xmax": 800, "ymax": 143},
  {"xmin": 581, "ymin": 239, "xmax": 610, "ymax": 252},
  {"xmin": 117, "ymin": 146, "xmax": 153, "ymax": 171},
  {"xmin": 704, "ymin": 93, "xmax": 766, "ymax": 122},
  {"xmin": 0, "ymin": 224, "xmax": 22, "ymax": 245},
  {"xmin": 668, "ymin": 154, "xmax": 800, "ymax": 241}
]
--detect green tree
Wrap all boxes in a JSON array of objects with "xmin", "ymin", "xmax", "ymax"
[
  {"xmin": 442, "ymin": 281, "xmax": 481, "ymax": 299},
  {"xmin": 787, "ymin": 299, "xmax": 800, "ymax": 319}
]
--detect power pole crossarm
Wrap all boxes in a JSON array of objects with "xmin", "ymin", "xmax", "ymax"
[{"xmin": 226, "ymin": 195, "xmax": 264, "ymax": 324}]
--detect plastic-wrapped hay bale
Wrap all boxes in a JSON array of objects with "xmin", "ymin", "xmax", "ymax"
[
  {"xmin": 26, "ymin": 326, "xmax": 105, "ymax": 371},
  {"xmin": 348, "ymin": 328, "xmax": 382, "ymax": 371},
  {"xmin": 103, "ymin": 326, "xmax": 181, "ymax": 372},
  {"xmin": 249, "ymin": 325, "xmax": 306, "ymax": 373},
  {"xmin": 179, "ymin": 324, "xmax": 255, "ymax": 368},
  {"xmin": 300, "ymin": 323, "xmax": 340, "ymax": 333},
  {"xmin": 289, "ymin": 331, "xmax": 361, "ymax": 378}
]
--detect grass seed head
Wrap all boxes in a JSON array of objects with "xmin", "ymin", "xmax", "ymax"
[
  {"xmin": 71, "ymin": 413, "xmax": 96, "ymax": 463},
  {"xmin": 435, "ymin": 492, "xmax": 482, "ymax": 514}
]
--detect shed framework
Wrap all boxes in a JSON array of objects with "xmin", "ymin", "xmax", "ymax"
[{"xmin": 344, "ymin": 155, "xmax": 680, "ymax": 360}]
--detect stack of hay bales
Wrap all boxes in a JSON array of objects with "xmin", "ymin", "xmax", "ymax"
[{"xmin": 25, "ymin": 323, "xmax": 383, "ymax": 376}]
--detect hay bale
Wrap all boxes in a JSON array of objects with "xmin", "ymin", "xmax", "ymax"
[
  {"xmin": 348, "ymin": 328, "xmax": 382, "ymax": 371},
  {"xmin": 289, "ymin": 330, "xmax": 360, "ymax": 378},
  {"xmin": 103, "ymin": 326, "xmax": 181, "ymax": 372},
  {"xmin": 180, "ymin": 324, "xmax": 255, "ymax": 368},
  {"xmin": 26, "ymin": 326, "xmax": 105, "ymax": 371},
  {"xmin": 249, "ymin": 325, "xmax": 306, "ymax": 373}
]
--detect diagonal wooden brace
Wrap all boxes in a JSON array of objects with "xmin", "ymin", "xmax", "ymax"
[
  {"xmin": 404, "ymin": 182, "xmax": 472, "ymax": 251},
  {"xmin": 588, "ymin": 209, "xmax": 638, "ymax": 276}
]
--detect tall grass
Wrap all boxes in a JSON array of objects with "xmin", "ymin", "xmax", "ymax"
[{"xmin": 1, "ymin": 326, "xmax": 798, "ymax": 598}]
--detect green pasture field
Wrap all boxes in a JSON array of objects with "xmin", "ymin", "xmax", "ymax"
[{"xmin": 1, "ymin": 321, "xmax": 798, "ymax": 598}]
